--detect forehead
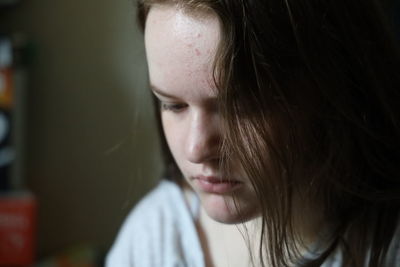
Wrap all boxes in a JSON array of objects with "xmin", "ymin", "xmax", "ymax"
[{"xmin": 144, "ymin": 4, "xmax": 220, "ymax": 98}]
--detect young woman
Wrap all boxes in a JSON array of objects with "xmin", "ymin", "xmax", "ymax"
[{"xmin": 107, "ymin": 0, "xmax": 400, "ymax": 266}]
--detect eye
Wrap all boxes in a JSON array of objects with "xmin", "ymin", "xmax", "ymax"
[{"xmin": 160, "ymin": 102, "xmax": 188, "ymax": 113}]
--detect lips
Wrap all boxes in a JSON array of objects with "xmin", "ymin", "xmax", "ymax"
[{"xmin": 192, "ymin": 175, "xmax": 243, "ymax": 194}]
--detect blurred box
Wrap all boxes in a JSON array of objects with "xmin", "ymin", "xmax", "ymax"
[
  {"xmin": 0, "ymin": 192, "xmax": 36, "ymax": 266},
  {"xmin": 0, "ymin": 36, "xmax": 14, "ymax": 191},
  {"xmin": 36, "ymin": 244, "xmax": 101, "ymax": 267}
]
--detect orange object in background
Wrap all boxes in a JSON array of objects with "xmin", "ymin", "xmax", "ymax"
[
  {"xmin": 0, "ymin": 192, "xmax": 37, "ymax": 266},
  {"xmin": 0, "ymin": 36, "xmax": 13, "ymax": 110},
  {"xmin": 0, "ymin": 67, "xmax": 13, "ymax": 109}
]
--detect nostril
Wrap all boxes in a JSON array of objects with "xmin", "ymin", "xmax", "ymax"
[{"xmin": 186, "ymin": 135, "xmax": 220, "ymax": 164}]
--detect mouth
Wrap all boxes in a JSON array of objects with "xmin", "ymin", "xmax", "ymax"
[{"xmin": 192, "ymin": 175, "xmax": 243, "ymax": 194}]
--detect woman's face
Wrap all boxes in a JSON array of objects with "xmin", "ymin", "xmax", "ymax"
[{"xmin": 145, "ymin": 4, "xmax": 259, "ymax": 223}]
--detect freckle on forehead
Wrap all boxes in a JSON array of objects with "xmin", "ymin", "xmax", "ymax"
[{"xmin": 145, "ymin": 6, "xmax": 220, "ymax": 96}]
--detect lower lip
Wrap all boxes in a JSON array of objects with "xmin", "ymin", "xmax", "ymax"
[{"xmin": 193, "ymin": 178, "xmax": 243, "ymax": 194}]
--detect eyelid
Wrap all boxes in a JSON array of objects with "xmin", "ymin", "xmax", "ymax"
[
  {"xmin": 152, "ymin": 91, "xmax": 188, "ymax": 112},
  {"xmin": 159, "ymin": 100, "xmax": 188, "ymax": 113}
]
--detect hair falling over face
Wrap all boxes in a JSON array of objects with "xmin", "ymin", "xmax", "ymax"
[{"xmin": 138, "ymin": 0, "xmax": 400, "ymax": 266}]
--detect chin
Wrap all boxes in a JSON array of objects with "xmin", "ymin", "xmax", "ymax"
[{"xmin": 199, "ymin": 193, "xmax": 259, "ymax": 224}]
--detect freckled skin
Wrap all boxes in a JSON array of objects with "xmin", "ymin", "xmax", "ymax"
[
  {"xmin": 145, "ymin": 5, "xmax": 259, "ymax": 224},
  {"xmin": 195, "ymin": 48, "xmax": 201, "ymax": 56}
]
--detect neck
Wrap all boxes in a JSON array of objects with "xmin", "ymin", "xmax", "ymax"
[
  {"xmin": 199, "ymin": 197, "xmax": 326, "ymax": 266},
  {"xmin": 199, "ymin": 206, "xmax": 260, "ymax": 267}
]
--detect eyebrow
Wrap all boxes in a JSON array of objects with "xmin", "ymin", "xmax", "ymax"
[
  {"xmin": 150, "ymin": 84, "xmax": 219, "ymax": 106},
  {"xmin": 150, "ymin": 85, "xmax": 178, "ymax": 99}
]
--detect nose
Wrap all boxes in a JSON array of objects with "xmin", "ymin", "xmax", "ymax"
[{"xmin": 185, "ymin": 110, "xmax": 220, "ymax": 164}]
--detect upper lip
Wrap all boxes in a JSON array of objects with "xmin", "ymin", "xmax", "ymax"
[{"xmin": 194, "ymin": 175, "xmax": 242, "ymax": 183}]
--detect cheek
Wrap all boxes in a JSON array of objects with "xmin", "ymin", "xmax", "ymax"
[{"xmin": 162, "ymin": 115, "xmax": 185, "ymax": 163}]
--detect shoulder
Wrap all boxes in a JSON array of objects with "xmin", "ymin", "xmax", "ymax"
[
  {"xmin": 128, "ymin": 180, "xmax": 183, "ymax": 221},
  {"xmin": 106, "ymin": 180, "xmax": 203, "ymax": 267},
  {"xmin": 112, "ymin": 179, "xmax": 185, "ymax": 239},
  {"xmin": 319, "ymin": 221, "xmax": 400, "ymax": 267},
  {"xmin": 386, "ymin": 221, "xmax": 400, "ymax": 266}
]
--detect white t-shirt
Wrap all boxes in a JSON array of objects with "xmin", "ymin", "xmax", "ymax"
[
  {"xmin": 106, "ymin": 180, "xmax": 400, "ymax": 267},
  {"xmin": 106, "ymin": 180, "xmax": 205, "ymax": 267}
]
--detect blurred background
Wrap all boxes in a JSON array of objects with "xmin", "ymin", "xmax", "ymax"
[{"xmin": 0, "ymin": 0, "xmax": 162, "ymax": 265}]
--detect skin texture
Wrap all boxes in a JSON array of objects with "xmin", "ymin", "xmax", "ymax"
[{"xmin": 145, "ymin": 4, "xmax": 259, "ymax": 224}]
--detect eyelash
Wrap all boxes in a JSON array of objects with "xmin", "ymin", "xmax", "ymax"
[{"xmin": 160, "ymin": 102, "xmax": 188, "ymax": 113}]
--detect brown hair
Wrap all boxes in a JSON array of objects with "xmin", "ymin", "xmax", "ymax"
[{"xmin": 138, "ymin": 0, "xmax": 400, "ymax": 266}]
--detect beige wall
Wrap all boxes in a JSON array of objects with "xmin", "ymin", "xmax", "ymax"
[{"xmin": 1, "ymin": 0, "xmax": 162, "ymax": 257}]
